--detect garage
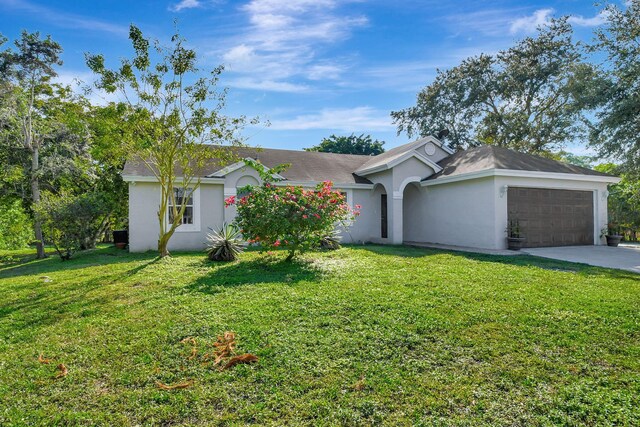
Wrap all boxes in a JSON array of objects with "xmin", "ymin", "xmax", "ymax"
[{"xmin": 507, "ymin": 187, "xmax": 594, "ymax": 248}]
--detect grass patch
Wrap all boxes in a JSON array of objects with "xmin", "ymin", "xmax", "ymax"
[{"xmin": 1, "ymin": 245, "xmax": 639, "ymax": 425}]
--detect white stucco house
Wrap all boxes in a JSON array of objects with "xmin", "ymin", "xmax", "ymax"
[{"xmin": 122, "ymin": 136, "xmax": 620, "ymax": 252}]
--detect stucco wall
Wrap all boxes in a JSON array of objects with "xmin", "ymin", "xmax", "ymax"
[
  {"xmin": 413, "ymin": 177, "xmax": 498, "ymax": 248},
  {"xmin": 128, "ymin": 182, "xmax": 224, "ymax": 252}
]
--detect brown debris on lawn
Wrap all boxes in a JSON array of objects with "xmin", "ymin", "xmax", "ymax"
[
  {"xmin": 156, "ymin": 380, "xmax": 193, "ymax": 390},
  {"xmin": 212, "ymin": 331, "xmax": 237, "ymax": 366},
  {"xmin": 222, "ymin": 354, "xmax": 259, "ymax": 371},
  {"xmin": 180, "ymin": 337, "xmax": 198, "ymax": 361},
  {"xmin": 352, "ymin": 375, "xmax": 366, "ymax": 391},
  {"xmin": 54, "ymin": 364, "xmax": 68, "ymax": 379},
  {"xmin": 38, "ymin": 354, "xmax": 52, "ymax": 364}
]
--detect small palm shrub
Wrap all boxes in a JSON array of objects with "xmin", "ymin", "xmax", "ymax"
[
  {"xmin": 319, "ymin": 229, "xmax": 342, "ymax": 250},
  {"xmin": 206, "ymin": 223, "xmax": 244, "ymax": 262}
]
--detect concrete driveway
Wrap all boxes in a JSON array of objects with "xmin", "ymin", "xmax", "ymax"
[{"xmin": 523, "ymin": 244, "xmax": 640, "ymax": 273}]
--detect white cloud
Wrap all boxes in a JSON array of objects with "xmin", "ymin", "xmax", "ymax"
[
  {"xmin": 268, "ymin": 107, "xmax": 394, "ymax": 131},
  {"xmin": 223, "ymin": 78, "xmax": 310, "ymax": 93},
  {"xmin": 510, "ymin": 8, "xmax": 554, "ymax": 34},
  {"xmin": 446, "ymin": 8, "xmax": 531, "ymax": 37},
  {"xmin": 568, "ymin": 10, "xmax": 609, "ymax": 27},
  {"xmin": 0, "ymin": 0, "xmax": 127, "ymax": 36},
  {"xmin": 307, "ymin": 64, "xmax": 345, "ymax": 81},
  {"xmin": 169, "ymin": 0, "xmax": 201, "ymax": 12},
  {"xmin": 216, "ymin": 0, "xmax": 366, "ymax": 91}
]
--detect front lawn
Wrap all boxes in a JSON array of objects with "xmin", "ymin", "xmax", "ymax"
[{"xmin": 1, "ymin": 246, "xmax": 639, "ymax": 426}]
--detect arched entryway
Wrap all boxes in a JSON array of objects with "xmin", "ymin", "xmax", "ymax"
[{"xmin": 402, "ymin": 182, "xmax": 423, "ymax": 243}]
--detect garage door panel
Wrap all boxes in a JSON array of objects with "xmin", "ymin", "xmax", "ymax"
[{"xmin": 508, "ymin": 188, "xmax": 594, "ymax": 248}]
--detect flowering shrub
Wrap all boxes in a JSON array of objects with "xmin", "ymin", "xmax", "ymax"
[{"xmin": 227, "ymin": 181, "xmax": 360, "ymax": 261}]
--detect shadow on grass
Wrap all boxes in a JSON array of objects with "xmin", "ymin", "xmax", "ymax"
[
  {"xmin": 355, "ymin": 244, "xmax": 640, "ymax": 282},
  {"xmin": 187, "ymin": 257, "xmax": 324, "ymax": 294},
  {"xmin": 0, "ymin": 246, "xmax": 158, "ymax": 279}
]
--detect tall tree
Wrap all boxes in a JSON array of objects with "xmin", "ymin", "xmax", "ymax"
[
  {"xmin": 392, "ymin": 20, "xmax": 604, "ymax": 155},
  {"xmin": 305, "ymin": 133, "xmax": 385, "ymax": 155},
  {"xmin": 86, "ymin": 25, "xmax": 252, "ymax": 257},
  {"xmin": 0, "ymin": 31, "xmax": 63, "ymax": 258},
  {"xmin": 589, "ymin": 1, "xmax": 640, "ymax": 174}
]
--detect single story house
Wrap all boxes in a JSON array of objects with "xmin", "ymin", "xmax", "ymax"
[{"xmin": 122, "ymin": 136, "xmax": 620, "ymax": 252}]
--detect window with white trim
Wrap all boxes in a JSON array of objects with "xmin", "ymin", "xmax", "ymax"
[{"xmin": 169, "ymin": 187, "xmax": 194, "ymax": 225}]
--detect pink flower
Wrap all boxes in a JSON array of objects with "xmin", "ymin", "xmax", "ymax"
[
  {"xmin": 355, "ymin": 204, "xmax": 361, "ymax": 209},
  {"xmin": 274, "ymin": 240, "xmax": 281, "ymax": 247},
  {"xmin": 224, "ymin": 195, "xmax": 236, "ymax": 207},
  {"xmin": 302, "ymin": 214, "xmax": 308, "ymax": 219},
  {"xmin": 314, "ymin": 213, "xmax": 321, "ymax": 219}
]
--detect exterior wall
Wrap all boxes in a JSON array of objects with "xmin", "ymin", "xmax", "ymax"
[
  {"xmin": 414, "ymin": 177, "xmax": 498, "ymax": 248},
  {"xmin": 128, "ymin": 182, "xmax": 224, "ymax": 252},
  {"xmin": 493, "ymin": 176, "xmax": 610, "ymax": 249}
]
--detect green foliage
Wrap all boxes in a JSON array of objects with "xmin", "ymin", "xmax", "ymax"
[
  {"xmin": 230, "ymin": 181, "xmax": 359, "ymax": 261},
  {"xmin": 589, "ymin": 1, "xmax": 640, "ymax": 174},
  {"xmin": 36, "ymin": 192, "xmax": 110, "ymax": 260},
  {"xmin": 206, "ymin": 223, "xmax": 244, "ymax": 262},
  {"xmin": 595, "ymin": 163, "xmax": 640, "ymax": 239},
  {"xmin": 558, "ymin": 151, "xmax": 594, "ymax": 169},
  {"xmin": 0, "ymin": 30, "xmax": 64, "ymax": 258},
  {"xmin": 305, "ymin": 133, "xmax": 385, "ymax": 155},
  {"xmin": 0, "ymin": 198, "xmax": 33, "ymax": 249},
  {"xmin": 86, "ymin": 25, "xmax": 254, "ymax": 257},
  {"xmin": 392, "ymin": 20, "xmax": 605, "ymax": 155}
]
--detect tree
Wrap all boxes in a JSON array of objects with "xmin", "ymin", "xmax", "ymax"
[
  {"xmin": 0, "ymin": 31, "xmax": 63, "ymax": 258},
  {"xmin": 392, "ymin": 19, "xmax": 604, "ymax": 155},
  {"xmin": 0, "ymin": 197, "xmax": 33, "ymax": 249},
  {"xmin": 594, "ymin": 163, "xmax": 640, "ymax": 240},
  {"xmin": 305, "ymin": 133, "xmax": 385, "ymax": 155},
  {"xmin": 86, "ymin": 25, "xmax": 253, "ymax": 257},
  {"xmin": 36, "ymin": 191, "xmax": 111, "ymax": 260},
  {"xmin": 589, "ymin": 1, "xmax": 640, "ymax": 174}
]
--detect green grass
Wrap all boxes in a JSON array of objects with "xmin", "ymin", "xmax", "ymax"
[{"xmin": 1, "ymin": 245, "xmax": 639, "ymax": 426}]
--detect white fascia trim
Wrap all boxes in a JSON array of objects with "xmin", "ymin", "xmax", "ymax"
[
  {"xmin": 355, "ymin": 151, "xmax": 443, "ymax": 176},
  {"xmin": 206, "ymin": 157, "xmax": 285, "ymax": 181},
  {"xmin": 123, "ymin": 175, "xmax": 225, "ymax": 184},
  {"xmin": 273, "ymin": 180, "xmax": 374, "ymax": 190},
  {"xmin": 421, "ymin": 168, "xmax": 621, "ymax": 187}
]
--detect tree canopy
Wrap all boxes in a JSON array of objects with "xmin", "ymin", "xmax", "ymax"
[
  {"xmin": 86, "ymin": 25, "xmax": 254, "ymax": 257},
  {"xmin": 305, "ymin": 133, "xmax": 385, "ymax": 156},
  {"xmin": 589, "ymin": 1, "xmax": 640, "ymax": 174},
  {"xmin": 392, "ymin": 20, "xmax": 605, "ymax": 155}
]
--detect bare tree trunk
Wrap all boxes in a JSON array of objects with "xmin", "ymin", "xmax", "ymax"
[
  {"xmin": 158, "ymin": 232, "xmax": 171, "ymax": 257},
  {"xmin": 31, "ymin": 145, "xmax": 46, "ymax": 259}
]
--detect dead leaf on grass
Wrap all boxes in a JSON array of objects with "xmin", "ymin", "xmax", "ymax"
[
  {"xmin": 38, "ymin": 354, "xmax": 52, "ymax": 364},
  {"xmin": 156, "ymin": 380, "xmax": 193, "ymax": 390},
  {"xmin": 221, "ymin": 353, "xmax": 258, "ymax": 371},
  {"xmin": 180, "ymin": 337, "xmax": 197, "ymax": 346},
  {"xmin": 213, "ymin": 331, "xmax": 237, "ymax": 366},
  {"xmin": 54, "ymin": 364, "xmax": 68, "ymax": 379},
  {"xmin": 352, "ymin": 375, "xmax": 366, "ymax": 391}
]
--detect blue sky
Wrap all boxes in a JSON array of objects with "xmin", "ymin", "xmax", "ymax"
[{"xmin": 0, "ymin": 0, "xmax": 614, "ymax": 152}]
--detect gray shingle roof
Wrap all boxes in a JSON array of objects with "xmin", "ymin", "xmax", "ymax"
[
  {"xmin": 122, "ymin": 146, "xmax": 373, "ymax": 185},
  {"xmin": 425, "ymin": 145, "xmax": 612, "ymax": 181}
]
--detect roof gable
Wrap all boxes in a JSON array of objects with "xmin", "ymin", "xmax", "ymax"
[
  {"xmin": 355, "ymin": 136, "xmax": 450, "ymax": 175},
  {"xmin": 426, "ymin": 145, "xmax": 615, "ymax": 181}
]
